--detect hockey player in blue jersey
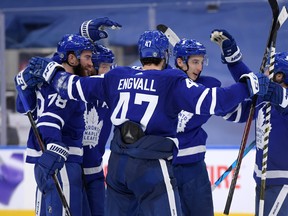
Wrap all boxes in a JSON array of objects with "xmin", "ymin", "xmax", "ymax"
[
  {"xmin": 222, "ymin": 51, "xmax": 288, "ymax": 216},
  {"xmin": 172, "ymin": 30, "xmax": 251, "ymax": 215},
  {"xmin": 15, "ymin": 34, "xmax": 94, "ymax": 216},
  {"xmin": 90, "ymin": 44, "xmax": 115, "ymax": 76},
  {"xmin": 18, "ymin": 30, "xmax": 272, "ymax": 215},
  {"xmin": 172, "ymin": 38, "xmax": 220, "ymax": 215},
  {"xmin": 15, "ymin": 17, "xmax": 121, "ymax": 216},
  {"xmin": 82, "ymin": 44, "xmax": 115, "ymax": 216}
]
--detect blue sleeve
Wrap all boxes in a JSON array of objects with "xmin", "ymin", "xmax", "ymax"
[
  {"xmin": 173, "ymin": 77, "xmax": 251, "ymax": 116},
  {"xmin": 16, "ymin": 88, "xmax": 37, "ymax": 114},
  {"xmin": 51, "ymin": 71, "xmax": 106, "ymax": 103},
  {"xmin": 227, "ymin": 60, "xmax": 252, "ymax": 82},
  {"xmin": 222, "ymin": 99, "xmax": 253, "ymax": 122},
  {"xmin": 196, "ymin": 76, "xmax": 221, "ymax": 88}
]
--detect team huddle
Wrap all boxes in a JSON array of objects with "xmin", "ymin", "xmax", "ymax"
[{"xmin": 14, "ymin": 16, "xmax": 288, "ymax": 216}]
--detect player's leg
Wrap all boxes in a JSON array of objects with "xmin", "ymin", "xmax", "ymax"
[
  {"xmin": 82, "ymin": 189, "xmax": 92, "ymax": 216},
  {"xmin": 84, "ymin": 171, "xmax": 106, "ymax": 216},
  {"xmin": 132, "ymin": 158, "xmax": 182, "ymax": 216},
  {"xmin": 64, "ymin": 162, "xmax": 83, "ymax": 215},
  {"xmin": 38, "ymin": 163, "xmax": 83, "ymax": 216},
  {"xmin": 174, "ymin": 160, "xmax": 213, "ymax": 216},
  {"xmin": 255, "ymin": 184, "xmax": 288, "ymax": 216},
  {"xmin": 35, "ymin": 187, "xmax": 46, "ymax": 216},
  {"xmin": 105, "ymin": 152, "xmax": 136, "ymax": 216}
]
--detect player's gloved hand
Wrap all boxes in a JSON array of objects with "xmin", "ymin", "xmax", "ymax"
[
  {"xmin": 239, "ymin": 72, "xmax": 269, "ymax": 97},
  {"xmin": 14, "ymin": 68, "xmax": 39, "ymax": 112},
  {"xmin": 262, "ymin": 82, "xmax": 288, "ymax": 108},
  {"xmin": 210, "ymin": 29, "xmax": 242, "ymax": 64},
  {"xmin": 34, "ymin": 143, "xmax": 69, "ymax": 192},
  {"xmin": 28, "ymin": 57, "xmax": 64, "ymax": 83},
  {"xmin": 14, "ymin": 67, "xmax": 43, "ymax": 90},
  {"xmin": 80, "ymin": 17, "xmax": 122, "ymax": 42}
]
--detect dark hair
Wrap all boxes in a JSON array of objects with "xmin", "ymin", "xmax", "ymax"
[{"xmin": 140, "ymin": 57, "xmax": 162, "ymax": 66}]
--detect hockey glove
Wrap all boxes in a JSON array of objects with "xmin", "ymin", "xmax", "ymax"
[
  {"xmin": 80, "ymin": 17, "xmax": 122, "ymax": 42},
  {"xmin": 28, "ymin": 57, "xmax": 64, "ymax": 83},
  {"xmin": 263, "ymin": 82, "xmax": 288, "ymax": 108},
  {"xmin": 14, "ymin": 67, "xmax": 43, "ymax": 90},
  {"xmin": 240, "ymin": 72, "xmax": 269, "ymax": 97},
  {"xmin": 34, "ymin": 143, "xmax": 69, "ymax": 192},
  {"xmin": 210, "ymin": 29, "xmax": 242, "ymax": 64}
]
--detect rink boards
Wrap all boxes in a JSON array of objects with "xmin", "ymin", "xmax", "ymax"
[{"xmin": 0, "ymin": 146, "xmax": 256, "ymax": 215}]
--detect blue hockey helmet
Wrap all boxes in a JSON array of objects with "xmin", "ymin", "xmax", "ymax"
[
  {"xmin": 273, "ymin": 52, "xmax": 288, "ymax": 84},
  {"xmin": 92, "ymin": 44, "xmax": 115, "ymax": 69},
  {"xmin": 138, "ymin": 30, "xmax": 169, "ymax": 59},
  {"xmin": 173, "ymin": 39, "xmax": 207, "ymax": 65},
  {"xmin": 57, "ymin": 34, "xmax": 94, "ymax": 62}
]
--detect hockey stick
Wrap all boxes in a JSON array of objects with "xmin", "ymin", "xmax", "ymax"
[
  {"xmin": 157, "ymin": 24, "xmax": 180, "ymax": 46},
  {"xmin": 223, "ymin": 1, "xmax": 280, "ymax": 214},
  {"xmin": 16, "ymin": 86, "xmax": 72, "ymax": 216},
  {"xmin": 259, "ymin": 6, "xmax": 288, "ymax": 216},
  {"xmin": 211, "ymin": 140, "xmax": 256, "ymax": 191}
]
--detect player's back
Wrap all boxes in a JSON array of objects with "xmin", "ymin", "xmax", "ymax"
[
  {"xmin": 102, "ymin": 66, "xmax": 194, "ymax": 138},
  {"xmin": 55, "ymin": 66, "xmax": 250, "ymax": 139}
]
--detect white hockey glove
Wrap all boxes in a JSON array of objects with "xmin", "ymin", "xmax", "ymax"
[
  {"xmin": 211, "ymin": 29, "xmax": 242, "ymax": 64},
  {"xmin": 80, "ymin": 17, "xmax": 122, "ymax": 42},
  {"xmin": 240, "ymin": 72, "xmax": 269, "ymax": 97}
]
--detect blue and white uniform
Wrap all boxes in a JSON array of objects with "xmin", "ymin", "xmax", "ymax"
[
  {"xmin": 17, "ymin": 83, "xmax": 86, "ymax": 216},
  {"xmin": 47, "ymin": 64, "xmax": 252, "ymax": 215},
  {"xmin": 225, "ymin": 59, "xmax": 288, "ymax": 216},
  {"xmin": 16, "ymin": 33, "xmax": 95, "ymax": 216},
  {"xmin": 82, "ymin": 100, "xmax": 113, "ymax": 216},
  {"xmin": 173, "ymin": 75, "xmax": 221, "ymax": 216}
]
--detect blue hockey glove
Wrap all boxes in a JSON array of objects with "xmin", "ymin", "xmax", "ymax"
[
  {"xmin": 28, "ymin": 57, "xmax": 64, "ymax": 83},
  {"xmin": 34, "ymin": 143, "xmax": 69, "ymax": 192},
  {"xmin": 80, "ymin": 17, "xmax": 122, "ymax": 42},
  {"xmin": 263, "ymin": 82, "xmax": 288, "ymax": 108},
  {"xmin": 240, "ymin": 72, "xmax": 269, "ymax": 97},
  {"xmin": 210, "ymin": 29, "xmax": 242, "ymax": 64},
  {"xmin": 14, "ymin": 67, "xmax": 43, "ymax": 90}
]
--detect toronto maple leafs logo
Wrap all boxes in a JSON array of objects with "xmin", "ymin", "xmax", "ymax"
[
  {"xmin": 82, "ymin": 106, "xmax": 103, "ymax": 148},
  {"xmin": 177, "ymin": 110, "xmax": 194, "ymax": 133}
]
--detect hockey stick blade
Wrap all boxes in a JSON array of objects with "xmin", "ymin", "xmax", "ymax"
[
  {"xmin": 16, "ymin": 86, "xmax": 73, "ymax": 216},
  {"xmin": 157, "ymin": 24, "xmax": 180, "ymax": 46},
  {"xmin": 223, "ymin": 0, "xmax": 280, "ymax": 215},
  {"xmin": 211, "ymin": 140, "xmax": 256, "ymax": 191}
]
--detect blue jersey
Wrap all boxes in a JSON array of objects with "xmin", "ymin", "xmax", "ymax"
[
  {"xmin": 173, "ymin": 76, "xmax": 222, "ymax": 165},
  {"xmin": 51, "ymin": 66, "xmax": 251, "ymax": 141},
  {"xmin": 225, "ymin": 62, "xmax": 288, "ymax": 186},
  {"xmin": 82, "ymin": 100, "xmax": 113, "ymax": 180},
  {"xmin": 82, "ymin": 100, "xmax": 113, "ymax": 216},
  {"xmin": 228, "ymin": 98, "xmax": 288, "ymax": 186},
  {"xmin": 21, "ymin": 83, "xmax": 85, "ymax": 164}
]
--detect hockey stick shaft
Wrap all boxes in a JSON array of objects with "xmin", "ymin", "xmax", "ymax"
[
  {"xmin": 259, "ymin": 6, "xmax": 288, "ymax": 216},
  {"xmin": 223, "ymin": 102, "xmax": 255, "ymax": 214},
  {"xmin": 211, "ymin": 140, "xmax": 256, "ymax": 191},
  {"xmin": 223, "ymin": 1, "xmax": 280, "ymax": 214},
  {"xmin": 16, "ymin": 86, "xmax": 72, "ymax": 216}
]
